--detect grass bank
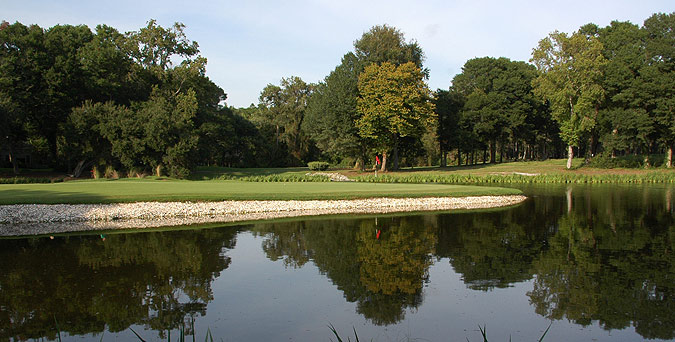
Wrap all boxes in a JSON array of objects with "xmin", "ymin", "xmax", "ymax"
[
  {"xmin": 192, "ymin": 160, "xmax": 675, "ymax": 184},
  {"xmin": 0, "ymin": 178, "xmax": 521, "ymax": 205},
  {"xmin": 343, "ymin": 159, "xmax": 675, "ymax": 184}
]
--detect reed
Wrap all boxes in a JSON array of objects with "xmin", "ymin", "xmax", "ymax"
[
  {"xmin": 352, "ymin": 172, "xmax": 675, "ymax": 184},
  {"xmin": 223, "ymin": 174, "xmax": 333, "ymax": 182}
]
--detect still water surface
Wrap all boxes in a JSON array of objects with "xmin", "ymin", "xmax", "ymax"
[{"xmin": 1, "ymin": 184, "xmax": 673, "ymax": 341}]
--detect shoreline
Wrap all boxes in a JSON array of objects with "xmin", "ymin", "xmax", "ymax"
[{"xmin": 0, "ymin": 195, "xmax": 527, "ymax": 236}]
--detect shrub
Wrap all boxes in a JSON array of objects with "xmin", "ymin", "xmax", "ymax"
[
  {"xmin": 127, "ymin": 168, "xmax": 148, "ymax": 178},
  {"xmin": 0, "ymin": 177, "xmax": 64, "ymax": 184},
  {"xmin": 586, "ymin": 153, "xmax": 662, "ymax": 169},
  {"xmin": 308, "ymin": 161, "xmax": 330, "ymax": 171},
  {"xmin": 104, "ymin": 166, "xmax": 120, "ymax": 179}
]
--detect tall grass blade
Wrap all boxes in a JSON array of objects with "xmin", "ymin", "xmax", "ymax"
[
  {"xmin": 538, "ymin": 322, "xmax": 552, "ymax": 342},
  {"xmin": 129, "ymin": 327, "xmax": 147, "ymax": 342},
  {"xmin": 205, "ymin": 327, "xmax": 214, "ymax": 342},
  {"xmin": 53, "ymin": 315, "xmax": 62, "ymax": 342},
  {"xmin": 478, "ymin": 324, "xmax": 488, "ymax": 342},
  {"xmin": 328, "ymin": 323, "xmax": 344, "ymax": 342},
  {"xmin": 192, "ymin": 317, "xmax": 196, "ymax": 342}
]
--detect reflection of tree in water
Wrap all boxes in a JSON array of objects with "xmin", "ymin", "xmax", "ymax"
[
  {"xmin": 0, "ymin": 227, "xmax": 239, "ymax": 340},
  {"xmin": 254, "ymin": 215, "xmax": 436, "ymax": 325},
  {"xmin": 527, "ymin": 186, "xmax": 675, "ymax": 340},
  {"xmin": 435, "ymin": 198, "xmax": 555, "ymax": 291}
]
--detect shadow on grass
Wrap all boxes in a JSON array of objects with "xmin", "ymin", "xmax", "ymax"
[
  {"xmin": 0, "ymin": 188, "xmax": 108, "ymax": 205},
  {"xmin": 190, "ymin": 166, "xmax": 309, "ymax": 180}
]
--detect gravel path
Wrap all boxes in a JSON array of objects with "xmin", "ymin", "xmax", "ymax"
[{"xmin": 0, "ymin": 195, "xmax": 527, "ymax": 236}]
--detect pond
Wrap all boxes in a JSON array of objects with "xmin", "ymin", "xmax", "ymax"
[{"xmin": 1, "ymin": 184, "xmax": 673, "ymax": 341}]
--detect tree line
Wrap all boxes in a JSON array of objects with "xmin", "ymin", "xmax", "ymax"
[
  {"xmin": 1, "ymin": 13, "xmax": 672, "ymax": 177},
  {"xmin": 1, "ymin": 20, "xmax": 270, "ymax": 177}
]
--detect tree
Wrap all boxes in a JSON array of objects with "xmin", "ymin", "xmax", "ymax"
[
  {"xmin": 641, "ymin": 12, "xmax": 674, "ymax": 167},
  {"xmin": 356, "ymin": 62, "xmax": 435, "ymax": 170},
  {"xmin": 595, "ymin": 21, "xmax": 653, "ymax": 157},
  {"xmin": 127, "ymin": 19, "xmax": 199, "ymax": 73},
  {"xmin": 354, "ymin": 24, "xmax": 426, "ymax": 74},
  {"xmin": 303, "ymin": 52, "xmax": 368, "ymax": 168},
  {"xmin": 531, "ymin": 30, "xmax": 607, "ymax": 168},
  {"xmin": 452, "ymin": 57, "xmax": 540, "ymax": 163},
  {"xmin": 59, "ymin": 101, "xmax": 117, "ymax": 177},
  {"xmin": 434, "ymin": 89, "xmax": 464, "ymax": 167},
  {"xmin": 78, "ymin": 24, "xmax": 135, "ymax": 104},
  {"xmin": 0, "ymin": 22, "xmax": 50, "ymax": 173},
  {"xmin": 258, "ymin": 76, "xmax": 315, "ymax": 164}
]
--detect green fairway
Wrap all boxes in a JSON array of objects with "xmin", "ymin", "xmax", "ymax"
[{"xmin": 0, "ymin": 178, "xmax": 521, "ymax": 205}]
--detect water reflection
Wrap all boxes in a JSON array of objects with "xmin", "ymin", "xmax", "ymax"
[
  {"xmin": 0, "ymin": 228, "xmax": 239, "ymax": 340},
  {"xmin": 253, "ymin": 216, "xmax": 436, "ymax": 325},
  {"xmin": 527, "ymin": 185, "xmax": 674, "ymax": 340},
  {"xmin": 0, "ymin": 185, "xmax": 673, "ymax": 341}
]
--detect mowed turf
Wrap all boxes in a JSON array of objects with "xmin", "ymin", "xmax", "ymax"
[{"xmin": 0, "ymin": 178, "xmax": 521, "ymax": 205}]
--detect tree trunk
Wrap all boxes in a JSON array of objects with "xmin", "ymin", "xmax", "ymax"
[
  {"xmin": 440, "ymin": 147, "xmax": 446, "ymax": 167},
  {"xmin": 457, "ymin": 148, "xmax": 462, "ymax": 166},
  {"xmin": 566, "ymin": 145, "xmax": 574, "ymax": 169},
  {"xmin": 499, "ymin": 141, "xmax": 503, "ymax": 163},
  {"xmin": 380, "ymin": 151, "xmax": 387, "ymax": 172},
  {"xmin": 515, "ymin": 142, "xmax": 520, "ymax": 160},
  {"xmin": 9, "ymin": 145, "xmax": 19, "ymax": 175},
  {"xmin": 490, "ymin": 140, "xmax": 496, "ymax": 163},
  {"xmin": 667, "ymin": 145, "xmax": 673, "ymax": 168},
  {"xmin": 361, "ymin": 147, "xmax": 368, "ymax": 171},
  {"xmin": 392, "ymin": 143, "xmax": 399, "ymax": 170},
  {"xmin": 71, "ymin": 160, "xmax": 88, "ymax": 178},
  {"xmin": 589, "ymin": 134, "xmax": 598, "ymax": 158}
]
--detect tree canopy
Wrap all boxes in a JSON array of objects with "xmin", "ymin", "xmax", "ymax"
[
  {"xmin": 2, "ymin": 14, "xmax": 674, "ymax": 176},
  {"xmin": 356, "ymin": 62, "xmax": 435, "ymax": 170},
  {"xmin": 531, "ymin": 30, "xmax": 607, "ymax": 168}
]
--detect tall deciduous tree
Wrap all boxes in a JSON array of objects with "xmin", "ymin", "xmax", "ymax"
[
  {"xmin": 304, "ymin": 53, "xmax": 368, "ymax": 168},
  {"xmin": 452, "ymin": 57, "xmax": 540, "ymax": 163},
  {"xmin": 641, "ymin": 12, "xmax": 674, "ymax": 167},
  {"xmin": 354, "ymin": 24, "xmax": 426, "ymax": 72},
  {"xmin": 356, "ymin": 62, "xmax": 435, "ymax": 170},
  {"xmin": 0, "ymin": 22, "xmax": 50, "ymax": 173},
  {"xmin": 595, "ymin": 21, "xmax": 653, "ymax": 157},
  {"xmin": 434, "ymin": 89, "xmax": 464, "ymax": 167},
  {"xmin": 258, "ymin": 76, "xmax": 315, "ymax": 165},
  {"xmin": 531, "ymin": 30, "xmax": 607, "ymax": 168}
]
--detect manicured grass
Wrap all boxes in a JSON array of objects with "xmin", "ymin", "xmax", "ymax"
[{"xmin": 0, "ymin": 178, "xmax": 522, "ymax": 205}]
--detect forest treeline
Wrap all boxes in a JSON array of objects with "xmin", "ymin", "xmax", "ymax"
[{"xmin": 0, "ymin": 13, "xmax": 672, "ymax": 177}]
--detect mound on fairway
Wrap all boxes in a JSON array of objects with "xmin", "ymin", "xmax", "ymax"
[{"xmin": 0, "ymin": 179, "xmax": 522, "ymax": 205}]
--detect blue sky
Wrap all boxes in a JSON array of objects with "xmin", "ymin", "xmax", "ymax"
[{"xmin": 4, "ymin": 0, "xmax": 673, "ymax": 108}]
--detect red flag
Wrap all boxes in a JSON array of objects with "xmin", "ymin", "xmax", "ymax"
[
  {"xmin": 376, "ymin": 230, "xmax": 381, "ymax": 239},
  {"xmin": 375, "ymin": 155, "xmax": 380, "ymax": 165}
]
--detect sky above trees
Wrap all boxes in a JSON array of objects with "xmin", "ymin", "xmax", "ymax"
[{"xmin": 4, "ymin": 0, "xmax": 673, "ymax": 108}]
